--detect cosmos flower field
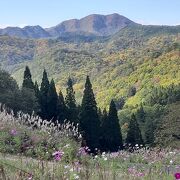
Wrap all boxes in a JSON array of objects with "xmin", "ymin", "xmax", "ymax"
[{"xmin": 0, "ymin": 107, "xmax": 179, "ymax": 180}]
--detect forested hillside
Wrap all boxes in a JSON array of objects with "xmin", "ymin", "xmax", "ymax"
[
  {"xmin": 1, "ymin": 24, "xmax": 179, "ymax": 108},
  {"xmin": 0, "ymin": 16, "xmax": 180, "ymax": 155}
]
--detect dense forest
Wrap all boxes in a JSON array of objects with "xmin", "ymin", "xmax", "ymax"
[{"xmin": 0, "ymin": 66, "xmax": 180, "ymax": 151}]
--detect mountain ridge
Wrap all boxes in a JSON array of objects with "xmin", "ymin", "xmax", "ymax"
[
  {"xmin": 0, "ymin": 13, "xmax": 136, "ymax": 38},
  {"xmin": 0, "ymin": 25, "xmax": 50, "ymax": 39},
  {"xmin": 46, "ymin": 13, "xmax": 136, "ymax": 37},
  {"xmin": 1, "ymin": 13, "xmax": 179, "ymax": 40}
]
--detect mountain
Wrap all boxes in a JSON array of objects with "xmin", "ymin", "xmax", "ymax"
[
  {"xmin": 0, "ymin": 24, "xmax": 179, "ymax": 108},
  {"xmin": 0, "ymin": 13, "xmax": 136, "ymax": 38},
  {"xmin": 46, "ymin": 13, "xmax": 136, "ymax": 37},
  {"xmin": 0, "ymin": 25, "xmax": 50, "ymax": 39}
]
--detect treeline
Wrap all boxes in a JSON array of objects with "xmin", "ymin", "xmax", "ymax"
[
  {"xmin": 132, "ymin": 83, "xmax": 180, "ymax": 146},
  {"xmin": 0, "ymin": 69, "xmax": 38, "ymax": 113},
  {"xmin": 0, "ymin": 67, "xmax": 123, "ymax": 152},
  {"xmin": 21, "ymin": 67, "xmax": 125, "ymax": 152},
  {"xmin": 0, "ymin": 67, "xmax": 144, "ymax": 152},
  {"xmin": 1, "ymin": 66, "xmax": 180, "ymax": 151}
]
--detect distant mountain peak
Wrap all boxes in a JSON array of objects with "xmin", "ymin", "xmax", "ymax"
[
  {"xmin": 0, "ymin": 13, "xmax": 136, "ymax": 38},
  {"xmin": 47, "ymin": 13, "xmax": 136, "ymax": 37},
  {"xmin": 0, "ymin": 25, "xmax": 50, "ymax": 39}
]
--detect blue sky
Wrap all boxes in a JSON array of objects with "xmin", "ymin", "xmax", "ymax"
[{"xmin": 0, "ymin": 0, "xmax": 180, "ymax": 28}]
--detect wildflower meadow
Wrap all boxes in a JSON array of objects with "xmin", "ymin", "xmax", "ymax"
[{"xmin": 0, "ymin": 106, "xmax": 179, "ymax": 180}]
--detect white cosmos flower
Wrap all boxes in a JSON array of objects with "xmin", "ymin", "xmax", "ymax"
[
  {"xmin": 74, "ymin": 174, "xmax": 79, "ymax": 179},
  {"xmin": 70, "ymin": 168, "xmax": 73, "ymax": 172}
]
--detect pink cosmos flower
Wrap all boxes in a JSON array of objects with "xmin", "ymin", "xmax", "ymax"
[
  {"xmin": 128, "ymin": 167, "xmax": 145, "ymax": 177},
  {"xmin": 175, "ymin": 173, "xmax": 180, "ymax": 180},
  {"xmin": 52, "ymin": 150, "xmax": 64, "ymax": 161},
  {"xmin": 77, "ymin": 147, "xmax": 88, "ymax": 156},
  {"xmin": 10, "ymin": 129, "xmax": 17, "ymax": 136},
  {"xmin": 27, "ymin": 173, "xmax": 33, "ymax": 179},
  {"xmin": 136, "ymin": 172, "xmax": 145, "ymax": 177}
]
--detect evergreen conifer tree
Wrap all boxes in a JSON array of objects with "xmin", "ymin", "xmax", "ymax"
[
  {"xmin": 34, "ymin": 81, "xmax": 40, "ymax": 98},
  {"xmin": 101, "ymin": 100, "xmax": 123, "ymax": 152},
  {"xmin": 136, "ymin": 104, "xmax": 146, "ymax": 123},
  {"xmin": 65, "ymin": 77, "xmax": 77, "ymax": 124},
  {"xmin": 22, "ymin": 66, "xmax": 34, "ymax": 89},
  {"xmin": 33, "ymin": 81, "xmax": 40, "ymax": 114},
  {"xmin": 39, "ymin": 69, "xmax": 49, "ymax": 119},
  {"xmin": 98, "ymin": 107, "xmax": 103, "ymax": 122},
  {"xmin": 20, "ymin": 88, "xmax": 39, "ymax": 114},
  {"xmin": 126, "ymin": 114, "xmax": 143, "ymax": 146},
  {"xmin": 101, "ymin": 109, "xmax": 108, "ymax": 123},
  {"xmin": 57, "ymin": 90, "xmax": 67, "ymax": 123},
  {"xmin": 145, "ymin": 120, "xmax": 155, "ymax": 145},
  {"xmin": 47, "ymin": 79, "xmax": 58, "ymax": 121},
  {"xmin": 99, "ymin": 108, "xmax": 108, "ymax": 151},
  {"xmin": 21, "ymin": 66, "xmax": 39, "ymax": 114},
  {"xmin": 79, "ymin": 76, "xmax": 100, "ymax": 152}
]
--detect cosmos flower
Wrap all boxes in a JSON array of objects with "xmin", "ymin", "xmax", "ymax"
[
  {"xmin": 27, "ymin": 173, "xmax": 33, "ymax": 180},
  {"xmin": 78, "ymin": 147, "xmax": 87, "ymax": 156},
  {"xmin": 136, "ymin": 172, "xmax": 145, "ymax": 177},
  {"xmin": 170, "ymin": 160, "xmax": 173, "ymax": 164},
  {"xmin": 74, "ymin": 174, "xmax": 79, "ymax": 179},
  {"xmin": 175, "ymin": 173, "xmax": 180, "ymax": 180},
  {"xmin": 52, "ymin": 150, "xmax": 64, "ymax": 161},
  {"xmin": 9, "ymin": 129, "xmax": 17, "ymax": 136}
]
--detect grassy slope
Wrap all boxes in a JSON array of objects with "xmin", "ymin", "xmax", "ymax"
[{"xmin": 1, "ymin": 107, "xmax": 179, "ymax": 180}]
